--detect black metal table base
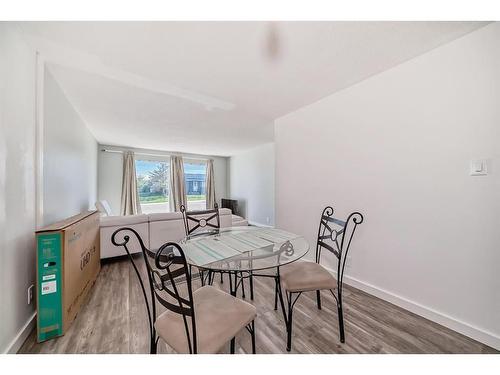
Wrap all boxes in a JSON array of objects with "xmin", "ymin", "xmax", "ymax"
[{"xmin": 227, "ymin": 271, "xmax": 252, "ymax": 298}]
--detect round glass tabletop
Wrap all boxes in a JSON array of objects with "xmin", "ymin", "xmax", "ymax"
[{"xmin": 180, "ymin": 226, "xmax": 310, "ymax": 272}]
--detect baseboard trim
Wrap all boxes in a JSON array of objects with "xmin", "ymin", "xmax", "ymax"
[
  {"xmin": 324, "ymin": 266, "xmax": 500, "ymax": 350},
  {"xmin": 4, "ymin": 312, "xmax": 36, "ymax": 354}
]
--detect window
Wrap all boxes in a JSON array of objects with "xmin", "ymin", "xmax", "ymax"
[
  {"xmin": 135, "ymin": 159, "xmax": 170, "ymax": 214},
  {"xmin": 184, "ymin": 160, "xmax": 207, "ymax": 211}
]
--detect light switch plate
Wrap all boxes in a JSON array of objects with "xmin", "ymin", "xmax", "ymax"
[{"xmin": 470, "ymin": 159, "xmax": 488, "ymax": 176}]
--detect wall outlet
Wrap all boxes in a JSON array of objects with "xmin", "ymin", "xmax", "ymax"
[
  {"xmin": 266, "ymin": 217, "xmax": 270, "ymax": 224},
  {"xmin": 28, "ymin": 284, "xmax": 34, "ymax": 305}
]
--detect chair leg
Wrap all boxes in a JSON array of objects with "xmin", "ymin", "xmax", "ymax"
[
  {"xmin": 286, "ymin": 292, "xmax": 294, "ymax": 352},
  {"xmin": 150, "ymin": 337, "xmax": 157, "ymax": 354},
  {"xmin": 229, "ymin": 271, "xmax": 235, "ymax": 296},
  {"xmin": 230, "ymin": 337, "xmax": 235, "ymax": 354},
  {"xmin": 338, "ymin": 299, "xmax": 345, "ymax": 343},
  {"xmin": 250, "ymin": 321, "xmax": 256, "ymax": 354},
  {"xmin": 276, "ymin": 274, "xmax": 295, "ymax": 352},
  {"xmin": 274, "ymin": 277, "xmax": 278, "ymax": 310},
  {"xmin": 249, "ymin": 272, "xmax": 254, "ymax": 300},
  {"xmin": 316, "ymin": 290, "xmax": 322, "ymax": 310},
  {"xmin": 276, "ymin": 277, "xmax": 287, "ymax": 322},
  {"xmin": 241, "ymin": 272, "xmax": 246, "ymax": 299},
  {"xmin": 220, "ymin": 272, "xmax": 224, "ymax": 284}
]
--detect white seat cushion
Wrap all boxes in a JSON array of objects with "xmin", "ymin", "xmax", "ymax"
[
  {"xmin": 280, "ymin": 261, "xmax": 337, "ymax": 293},
  {"xmin": 155, "ymin": 286, "xmax": 256, "ymax": 353}
]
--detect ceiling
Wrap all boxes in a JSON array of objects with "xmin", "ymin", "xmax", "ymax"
[{"xmin": 20, "ymin": 21, "xmax": 488, "ymax": 156}]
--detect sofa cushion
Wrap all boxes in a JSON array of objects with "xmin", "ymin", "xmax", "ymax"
[
  {"xmin": 148, "ymin": 212, "xmax": 183, "ymax": 222},
  {"xmin": 149, "ymin": 219, "xmax": 186, "ymax": 249},
  {"xmin": 100, "ymin": 221, "xmax": 150, "ymax": 258},
  {"xmin": 99, "ymin": 208, "xmax": 248, "ymax": 259},
  {"xmin": 100, "ymin": 214, "xmax": 149, "ymax": 227},
  {"xmin": 149, "ymin": 209, "xmax": 230, "ymax": 223},
  {"xmin": 231, "ymin": 215, "xmax": 248, "ymax": 226}
]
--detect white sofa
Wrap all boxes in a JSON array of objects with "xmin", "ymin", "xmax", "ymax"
[{"xmin": 100, "ymin": 208, "xmax": 248, "ymax": 259}]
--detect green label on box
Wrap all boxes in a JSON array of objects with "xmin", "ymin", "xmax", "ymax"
[{"xmin": 37, "ymin": 233, "xmax": 63, "ymax": 342}]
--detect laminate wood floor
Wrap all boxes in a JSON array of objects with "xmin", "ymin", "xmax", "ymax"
[{"xmin": 19, "ymin": 256, "xmax": 497, "ymax": 354}]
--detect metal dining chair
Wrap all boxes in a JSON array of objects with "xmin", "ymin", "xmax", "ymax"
[
  {"xmin": 180, "ymin": 204, "xmax": 252, "ymax": 299},
  {"xmin": 180, "ymin": 203, "xmax": 223, "ymax": 286},
  {"xmin": 277, "ymin": 206, "xmax": 364, "ymax": 351},
  {"xmin": 180, "ymin": 203, "xmax": 221, "ymax": 237},
  {"xmin": 111, "ymin": 227, "xmax": 257, "ymax": 354}
]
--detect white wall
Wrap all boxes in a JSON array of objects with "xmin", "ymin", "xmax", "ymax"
[
  {"xmin": 275, "ymin": 23, "xmax": 500, "ymax": 349},
  {"xmin": 98, "ymin": 146, "xmax": 123, "ymax": 216},
  {"xmin": 229, "ymin": 143, "xmax": 275, "ymax": 225},
  {"xmin": 0, "ymin": 26, "xmax": 98, "ymax": 353},
  {"xmin": 43, "ymin": 68, "xmax": 98, "ymax": 225},
  {"xmin": 0, "ymin": 25, "xmax": 37, "ymax": 353},
  {"xmin": 98, "ymin": 144, "xmax": 229, "ymax": 215}
]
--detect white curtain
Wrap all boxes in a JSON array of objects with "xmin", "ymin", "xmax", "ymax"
[
  {"xmin": 120, "ymin": 151, "xmax": 141, "ymax": 216},
  {"xmin": 169, "ymin": 155, "xmax": 187, "ymax": 212},
  {"xmin": 205, "ymin": 159, "xmax": 216, "ymax": 209}
]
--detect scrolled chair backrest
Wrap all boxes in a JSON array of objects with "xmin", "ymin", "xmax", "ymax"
[
  {"xmin": 315, "ymin": 206, "xmax": 364, "ymax": 288},
  {"xmin": 111, "ymin": 227, "xmax": 198, "ymax": 354},
  {"xmin": 180, "ymin": 202, "xmax": 220, "ymax": 238}
]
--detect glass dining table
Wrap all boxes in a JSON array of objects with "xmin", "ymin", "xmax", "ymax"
[{"xmin": 179, "ymin": 226, "xmax": 310, "ymax": 297}]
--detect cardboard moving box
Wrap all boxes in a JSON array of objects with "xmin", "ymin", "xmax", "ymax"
[{"xmin": 36, "ymin": 211, "xmax": 100, "ymax": 342}]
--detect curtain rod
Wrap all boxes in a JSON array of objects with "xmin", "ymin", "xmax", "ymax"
[{"xmin": 100, "ymin": 148, "xmax": 211, "ymax": 161}]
